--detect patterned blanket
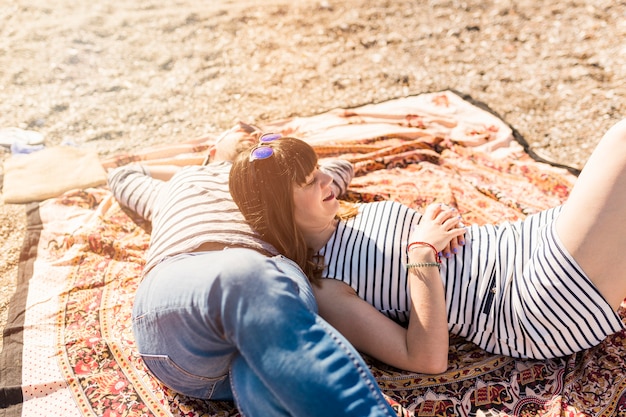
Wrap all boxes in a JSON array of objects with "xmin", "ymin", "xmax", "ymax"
[{"xmin": 2, "ymin": 90, "xmax": 626, "ymax": 417}]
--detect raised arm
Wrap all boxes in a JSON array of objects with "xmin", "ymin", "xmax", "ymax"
[
  {"xmin": 319, "ymin": 159, "xmax": 354, "ymax": 197},
  {"xmin": 107, "ymin": 164, "xmax": 181, "ymax": 221}
]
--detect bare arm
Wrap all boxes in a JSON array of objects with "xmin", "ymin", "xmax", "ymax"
[
  {"xmin": 314, "ymin": 203, "xmax": 465, "ymax": 374},
  {"xmin": 403, "ymin": 245, "xmax": 449, "ymax": 372},
  {"xmin": 107, "ymin": 164, "xmax": 183, "ymax": 221},
  {"xmin": 314, "ymin": 274, "xmax": 448, "ymax": 374}
]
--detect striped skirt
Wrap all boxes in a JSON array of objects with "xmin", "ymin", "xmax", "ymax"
[{"xmin": 444, "ymin": 206, "xmax": 624, "ymax": 359}]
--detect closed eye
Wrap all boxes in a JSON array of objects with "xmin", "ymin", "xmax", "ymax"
[{"xmin": 304, "ymin": 168, "xmax": 320, "ymax": 187}]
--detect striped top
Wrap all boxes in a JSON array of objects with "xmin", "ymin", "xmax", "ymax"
[
  {"xmin": 320, "ymin": 200, "xmax": 417, "ymax": 323},
  {"xmin": 108, "ymin": 160, "xmax": 354, "ymax": 276},
  {"xmin": 319, "ymin": 200, "xmax": 624, "ymax": 359}
]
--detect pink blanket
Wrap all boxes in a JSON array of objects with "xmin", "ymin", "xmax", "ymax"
[{"xmin": 2, "ymin": 90, "xmax": 625, "ymax": 417}]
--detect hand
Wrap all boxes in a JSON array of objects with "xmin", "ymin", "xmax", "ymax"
[{"xmin": 409, "ymin": 203, "xmax": 466, "ymax": 258}]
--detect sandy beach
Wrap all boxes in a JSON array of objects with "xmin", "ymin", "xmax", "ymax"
[{"xmin": 1, "ymin": 0, "xmax": 625, "ymax": 346}]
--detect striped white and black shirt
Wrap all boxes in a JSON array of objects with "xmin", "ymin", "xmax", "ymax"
[
  {"xmin": 320, "ymin": 200, "xmax": 624, "ymax": 359},
  {"xmin": 321, "ymin": 200, "xmax": 417, "ymax": 323},
  {"xmin": 108, "ymin": 160, "xmax": 354, "ymax": 276}
]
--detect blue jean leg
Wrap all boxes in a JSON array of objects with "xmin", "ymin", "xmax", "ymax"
[
  {"xmin": 132, "ymin": 248, "xmax": 394, "ymax": 416},
  {"xmin": 230, "ymin": 317, "xmax": 395, "ymax": 417}
]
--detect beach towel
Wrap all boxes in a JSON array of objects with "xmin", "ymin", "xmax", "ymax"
[
  {"xmin": 2, "ymin": 146, "xmax": 107, "ymax": 204},
  {"xmin": 2, "ymin": 90, "xmax": 625, "ymax": 417}
]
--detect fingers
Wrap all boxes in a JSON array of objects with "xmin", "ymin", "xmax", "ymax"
[
  {"xmin": 441, "ymin": 205, "xmax": 466, "ymax": 258},
  {"xmin": 441, "ymin": 234, "xmax": 466, "ymax": 259},
  {"xmin": 435, "ymin": 204, "xmax": 460, "ymax": 223},
  {"xmin": 417, "ymin": 203, "xmax": 466, "ymax": 258}
]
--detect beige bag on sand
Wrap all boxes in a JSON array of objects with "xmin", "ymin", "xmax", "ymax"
[{"xmin": 2, "ymin": 146, "xmax": 107, "ymax": 204}]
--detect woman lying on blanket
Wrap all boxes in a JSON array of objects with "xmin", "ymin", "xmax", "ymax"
[
  {"xmin": 229, "ymin": 119, "xmax": 626, "ymax": 374},
  {"xmin": 107, "ymin": 122, "xmax": 397, "ymax": 417}
]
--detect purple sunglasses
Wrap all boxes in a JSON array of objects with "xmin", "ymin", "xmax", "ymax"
[{"xmin": 249, "ymin": 133, "xmax": 282, "ymax": 162}]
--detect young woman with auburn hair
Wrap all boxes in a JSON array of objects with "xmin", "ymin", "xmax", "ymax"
[
  {"xmin": 230, "ymin": 120, "xmax": 626, "ymax": 373},
  {"xmin": 109, "ymin": 125, "xmax": 397, "ymax": 417}
]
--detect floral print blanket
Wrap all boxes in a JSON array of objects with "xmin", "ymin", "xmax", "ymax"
[{"xmin": 2, "ymin": 90, "xmax": 625, "ymax": 417}]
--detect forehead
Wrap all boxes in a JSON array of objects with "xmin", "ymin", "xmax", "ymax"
[{"xmin": 217, "ymin": 130, "xmax": 255, "ymax": 148}]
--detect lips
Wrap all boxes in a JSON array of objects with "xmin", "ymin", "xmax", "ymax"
[{"xmin": 323, "ymin": 191, "xmax": 335, "ymax": 202}]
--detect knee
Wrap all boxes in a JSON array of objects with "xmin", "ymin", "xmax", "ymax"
[
  {"xmin": 214, "ymin": 249, "xmax": 298, "ymax": 297},
  {"xmin": 230, "ymin": 355, "xmax": 287, "ymax": 415},
  {"xmin": 217, "ymin": 249, "xmax": 272, "ymax": 285},
  {"xmin": 212, "ymin": 251, "xmax": 316, "ymax": 340},
  {"xmin": 604, "ymin": 119, "xmax": 626, "ymax": 146},
  {"xmin": 220, "ymin": 248, "xmax": 266, "ymax": 269}
]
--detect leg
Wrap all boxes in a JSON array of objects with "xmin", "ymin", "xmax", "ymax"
[
  {"xmin": 556, "ymin": 119, "xmax": 626, "ymax": 309},
  {"xmin": 220, "ymin": 251, "xmax": 395, "ymax": 417},
  {"xmin": 229, "ymin": 315, "xmax": 394, "ymax": 417},
  {"xmin": 230, "ymin": 355, "xmax": 290, "ymax": 417},
  {"xmin": 133, "ymin": 249, "xmax": 395, "ymax": 416}
]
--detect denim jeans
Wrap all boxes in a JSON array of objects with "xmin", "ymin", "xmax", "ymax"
[{"xmin": 132, "ymin": 248, "xmax": 395, "ymax": 417}]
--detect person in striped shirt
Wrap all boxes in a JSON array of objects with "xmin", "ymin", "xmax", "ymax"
[
  {"xmin": 229, "ymin": 119, "xmax": 626, "ymax": 374},
  {"xmin": 107, "ymin": 123, "xmax": 397, "ymax": 417}
]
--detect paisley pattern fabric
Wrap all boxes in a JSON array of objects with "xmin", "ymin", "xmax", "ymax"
[{"xmin": 2, "ymin": 90, "xmax": 625, "ymax": 417}]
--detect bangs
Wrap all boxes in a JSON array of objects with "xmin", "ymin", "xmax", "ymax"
[
  {"xmin": 276, "ymin": 137, "xmax": 318, "ymax": 185},
  {"xmin": 228, "ymin": 135, "xmax": 325, "ymax": 284}
]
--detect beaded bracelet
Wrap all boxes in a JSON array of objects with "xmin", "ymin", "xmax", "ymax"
[
  {"xmin": 407, "ymin": 262, "xmax": 441, "ymax": 270},
  {"xmin": 407, "ymin": 241, "xmax": 441, "ymax": 264}
]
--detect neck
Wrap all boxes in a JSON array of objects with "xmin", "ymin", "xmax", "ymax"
[{"xmin": 303, "ymin": 218, "xmax": 338, "ymax": 253}]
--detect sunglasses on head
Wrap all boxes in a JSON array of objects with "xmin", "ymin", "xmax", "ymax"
[{"xmin": 249, "ymin": 133, "xmax": 282, "ymax": 162}]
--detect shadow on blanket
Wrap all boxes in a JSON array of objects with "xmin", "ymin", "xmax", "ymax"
[{"xmin": 2, "ymin": 90, "xmax": 626, "ymax": 417}]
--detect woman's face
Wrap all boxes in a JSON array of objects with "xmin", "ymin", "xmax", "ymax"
[{"xmin": 292, "ymin": 167, "xmax": 339, "ymax": 234}]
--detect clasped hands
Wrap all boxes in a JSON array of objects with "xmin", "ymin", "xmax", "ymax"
[{"xmin": 409, "ymin": 203, "xmax": 467, "ymax": 260}]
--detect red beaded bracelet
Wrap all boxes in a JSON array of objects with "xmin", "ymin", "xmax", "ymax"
[{"xmin": 407, "ymin": 241, "xmax": 441, "ymax": 263}]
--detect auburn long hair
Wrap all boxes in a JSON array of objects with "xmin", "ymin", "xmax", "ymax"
[{"xmin": 230, "ymin": 136, "xmax": 326, "ymax": 283}]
